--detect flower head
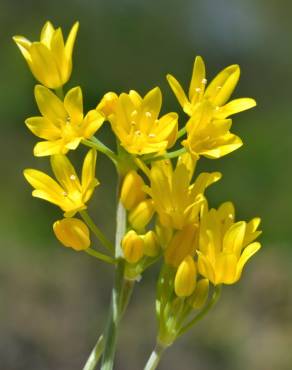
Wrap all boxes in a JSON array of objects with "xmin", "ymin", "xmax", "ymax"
[
  {"xmin": 198, "ymin": 201, "xmax": 262, "ymax": 285},
  {"xmin": 24, "ymin": 149, "xmax": 99, "ymax": 217},
  {"xmin": 167, "ymin": 55, "xmax": 256, "ymax": 119},
  {"xmin": 13, "ymin": 21, "xmax": 79, "ymax": 89},
  {"xmin": 146, "ymin": 154, "xmax": 221, "ymax": 229},
  {"xmin": 108, "ymin": 87, "xmax": 178, "ymax": 155},
  {"xmin": 182, "ymin": 101, "xmax": 242, "ymax": 159},
  {"xmin": 26, "ymin": 85, "xmax": 104, "ymax": 156}
]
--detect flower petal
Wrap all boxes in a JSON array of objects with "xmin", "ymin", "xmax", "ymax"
[
  {"xmin": 167, "ymin": 74, "xmax": 192, "ymax": 115},
  {"xmin": 33, "ymin": 140, "xmax": 65, "ymax": 156},
  {"xmin": 24, "ymin": 168, "xmax": 65, "ymax": 206},
  {"xmin": 215, "ymin": 98, "xmax": 257, "ymax": 119},
  {"xmin": 82, "ymin": 110, "xmax": 104, "ymax": 138},
  {"xmin": 65, "ymin": 21, "xmax": 79, "ymax": 60},
  {"xmin": 25, "ymin": 116, "xmax": 60, "ymax": 140},
  {"xmin": 205, "ymin": 65, "xmax": 240, "ymax": 107},
  {"xmin": 189, "ymin": 56, "xmax": 206, "ymax": 102},
  {"xmin": 50, "ymin": 154, "xmax": 81, "ymax": 193},
  {"xmin": 81, "ymin": 149, "xmax": 99, "ymax": 203},
  {"xmin": 29, "ymin": 42, "xmax": 62, "ymax": 88},
  {"xmin": 64, "ymin": 86, "xmax": 83, "ymax": 124},
  {"xmin": 34, "ymin": 85, "xmax": 67, "ymax": 124},
  {"xmin": 236, "ymin": 242, "xmax": 261, "ymax": 281}
]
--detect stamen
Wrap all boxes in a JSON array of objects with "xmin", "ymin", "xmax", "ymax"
[
  {"xmin": 195, "ymin": 87, "xmax": 201, "ymax": 93},
  {"xmin": 202, "ymin": 78, "xmax": 207, "ymax": 85},
  {"xmin": 148, "ymin": 133, "xmax": 156, "ymax": 138},
  {"xmin": 70, "ymin": 174, "xmax": 76, "ymax": 180},
  {"xmin": 145, "ymin": 111, "xmax": 152, "ymax": 118}
]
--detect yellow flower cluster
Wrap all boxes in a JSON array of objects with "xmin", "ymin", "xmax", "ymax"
[{"xmin": 15, "ymin": 21, "xmax": 262, "ymax": 355}]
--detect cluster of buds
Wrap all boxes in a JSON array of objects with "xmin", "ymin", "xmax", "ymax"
[{"xmin": 14, "ymin": 20, "xmax": 262, "ymax": 367}]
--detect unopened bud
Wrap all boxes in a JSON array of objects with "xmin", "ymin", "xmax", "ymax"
[
  {"xmin": 174, "ymin": 256, "xmax": 197, "ymax": 297},
  {"xmin": 142, "ymin": 231, "xmax": 160, "ymax": 257},
  {"xmin": 128, "ymin": 199, "xmax": 154, "ymax": 231},
  {"xmin": 96, "ymin": 92, "xmax": 118, "ymax": 118},
  {"xmin": 191, "ymin": 278, "xmax": 209, "ymax": 309},
  {"xmin": 121, "ymin": 230, "xmax": 144, "ymax": 264},
  {"xmin": 120, "ymin": 171, "xmax": 146, "ymax": 210},
  {"xmin": 53, "ymin": 218, "xmax": 90, "ymax": 251}
]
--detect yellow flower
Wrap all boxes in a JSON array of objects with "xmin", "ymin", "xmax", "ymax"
[
  {"xmin": 197, "ymin": 201, "xmax": 262, "ymax": 285},
  {"xmin": 53, "ymin": 218, "xmax": 90, "ymax": 251},
  {"xmin": 167, "ymin": 55, "xmax": 256, "ymax": 118},
  {"xmin": 13, "ymin": 21, "xmax": 79, "ymax": 89},
  {"xmin": 26, "ymin": 85, "xmax": 104, "ymax": 156},
  {"xmin": 174, "ymin": 255, "xmax": 197, "ymax": 297},
  {"xmin": 23, "ymin": 149, "xmax": 99, "ymax": 217},
  {"xmin": 146, "ymin": 154, "xmax": 221, "ymax": 229},
  {"xmin": 182, "ymin": 101, "xmax": 243, "ymax": 159},
  {"xmin": 108, "ymin": 87, "xmax": 178, "ymax": 155},
  {"xmin": 142, "ymin": 230, "xmax": 160, "ymax": 257}
]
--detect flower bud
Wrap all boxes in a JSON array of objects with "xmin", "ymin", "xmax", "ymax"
[
  {"xmin": 96, "ymin": 92, "xmax": 118, "ymax": 118},
  {"xmin": 128, "ymin": 199, "xmax": 154, "ymax": 231},
  {"xmin": 121, "ymin": 230, "xmax": 144, "ymax": 264},
  {"xmin": 120, "ymin": 171, "xmax": 146, "ymax": 210},
  {"xmin": 142, "ymin": 231, "xmax": 160, "ymax": 257},
  {"xmin": 191, "ymin": 278, "xmax": 209, "ymax": 309},
  {"xmin": 53, "ymin": 218, "xmax": 90, "ymax": 251},
  {"xmin": 174, "ymin": 256, "xmax": 197, "ymax": 297},
  {"xmin": 165, "ymin": 224, "xmax": 197, "ymax": 267}
]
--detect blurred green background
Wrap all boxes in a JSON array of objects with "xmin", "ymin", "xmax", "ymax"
[{"xmin": 1, "ymin": 0, "xmax": 292, "ymax": 369}]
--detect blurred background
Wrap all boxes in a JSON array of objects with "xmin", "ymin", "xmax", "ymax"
[{"xmin": 1, "ymin": 0, "xmax": 292, "ymax": 369}]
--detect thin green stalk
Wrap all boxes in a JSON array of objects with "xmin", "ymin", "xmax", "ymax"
[
  {"xmin": 80, "ymin": 210, "xmax": 114, "ymax": 253},
  {"xmin": 144, "ymin": 342, "xmax": 167, "ymax": 370},
  {"xmin": 85, "ymin": 248, "xmax": 116, "ymax": 265},
  {"xmin": 82, "ymin": 335, "xmax": 105, "ymax": 370},
  {"xmin": 82, "ymin": 137, "xmax": 118, "ymax": 165},
  {"xmin": 100, "ymin": 177, "xmax": 134, "ymax": 370},
  {"xmin": 177, "ymin": 126, "xmax": 187, "ymax": 139},
  {"xmin": 144, "ymin": 147, "xmax": 187, "ymax": 164},
  {"xmin": 178, "ymin": 284, "xmax": 222, "ymax": 337}
]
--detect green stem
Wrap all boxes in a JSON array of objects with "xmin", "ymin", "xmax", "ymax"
[
  {"xmin": 144, "ymin": 342, "xmax": 167, "ymax": 370},
  {"xmin": 178, "ymin": 284, "xmax": 222, "ymax": 337},
  {"xmin": 177, "ymin": 126, "xmax": 187, "ymax": 139},
  {"xmin": 144, "ymin": 147, "xmax": 187, "ymax": 164},
  {"xmin": 100, "ymin": 176, "xmax": 134, "ymax": 370},
  {"xmin": 85, "ymin": 248, "xmax": 116, "ymax": 265},
  {"xmin": 82, "ymin": 137, "xmax": 118, "ymax": 165},
  {"xmin": 80, "ymin": 210, "xmax": 114, "ymax": 253},
  {"xmin": 82, "ymin": 335, "xmax": 105, "ymax": 370}
]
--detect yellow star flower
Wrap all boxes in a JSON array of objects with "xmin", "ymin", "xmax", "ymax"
[
  {"xmin": 13, "ymin": 21, "xmax": 79, "ymax": 89},
  {"xmin": 23, "ymin": 149, "xmax": 99, "ymax": 217},
  {"xmin": 167, "ymin": 55, "xmax": 256, "ymax": 118},
  {"xmin": 182, "ymin": 101, "xmax": 243, "ymax": 159},
  {"xmin": 197, "ymin": 201, "xmax": 262, "ymax": 285},
  {"xmin": 108, "ymin": 87, "xmax": 178, "ymax": 155},
  {"xmin": 146, "ymin": 153, "xmax": 221, "ymax": 229},
  {"xmin": 26, "ymin": 85, "xmax": 104, "ymax": 156}
]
